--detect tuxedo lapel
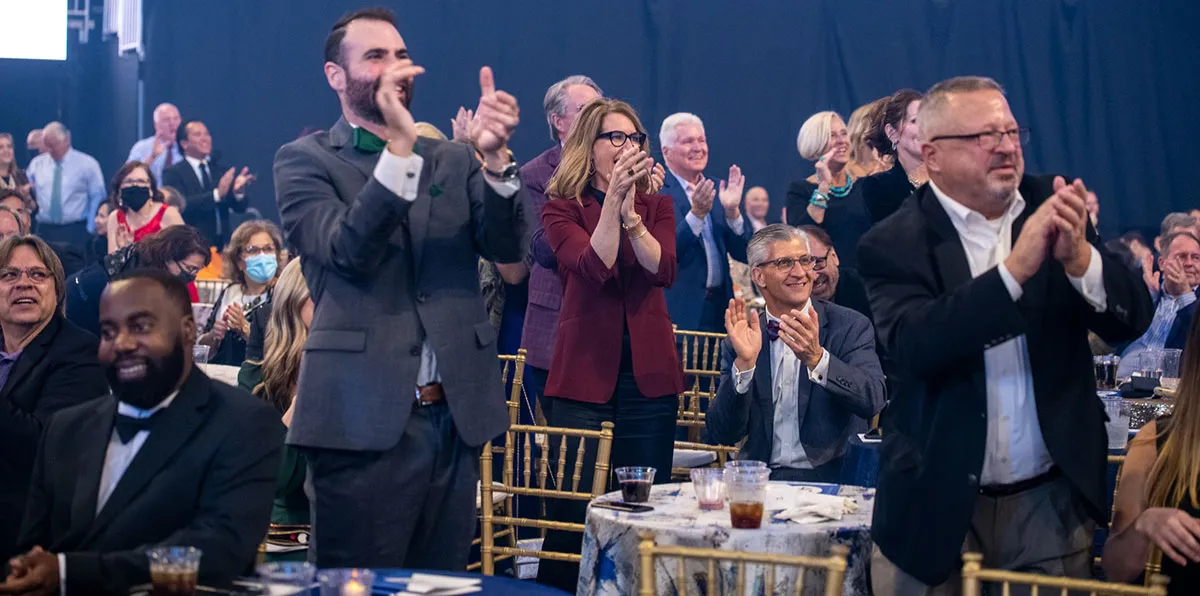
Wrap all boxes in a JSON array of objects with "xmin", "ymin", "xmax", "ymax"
[
  {"xmin": 83, "ymin": 371, "xmax": 212, "ymax": 543},
  {"xmin": 0, "ymin": 317, "xmax": 58, "ymax": 405},
  {"xmin": 408, "ymin": 137, "xmax": 437, "ymax": 275},
  {"xmin": 64, "ymin": 397, "xmax": 117, "ymax": 547},
  {"xmin": 330, "ymin": 118, "xmax": 380, "ymax": 182}
]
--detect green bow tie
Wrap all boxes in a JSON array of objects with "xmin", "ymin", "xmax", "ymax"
[{"xmin": 352, "ymin": 127, "xmax": 387, "ymax": 154}]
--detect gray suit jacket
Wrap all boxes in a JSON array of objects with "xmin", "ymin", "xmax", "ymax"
[
  {"xmin": 274, "ymin": 118, "xmax": 529, "ymax": 450},
  {"xmin": 705, "ymin": 300, "xmax": 886, "ymax": 467}
]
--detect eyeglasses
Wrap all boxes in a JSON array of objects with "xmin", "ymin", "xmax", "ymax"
[
  {"xmin": 812, "ymin": 247, "xmax": 832, "ymax": 272},
  {"xmin": 928, "ymin": 127, "xmax": 1031, "ymax": 151},
  {"xmin": 174, "ymin": 260, "xmax": 202, "ymax": 278},
  {"xmin": 596, "ymin": 131, "xmax": 648, "ymax": 148},
  {"xmin": 754, "ymin": 255, "xmax": 816, "ymax": 271},
  {"xmin": 0, "ymin": 267, "xmax": 51, "ymax": 284},
  {"xmin": 242, "ymin": 244, "xmax": 277, "ymax": 257}
]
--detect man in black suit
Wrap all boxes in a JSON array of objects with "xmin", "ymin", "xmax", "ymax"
[
  {"xmin": 162, "ymin": 120, "xmax": 255, "ymax": 248},
  {"xmin": 0, "ymin": 236, "xmax": 107, "ymax": 561},
  {"xmin": 706, "ymin": 225, "xmax": 886, "ymax": 482},
  {"xmin": 859, "ymin": 76, "xmax": 1153, "ymax": 594},
  {"xmin": 1, "ymin": 270, "xmax": 282, "ymax": 595}
]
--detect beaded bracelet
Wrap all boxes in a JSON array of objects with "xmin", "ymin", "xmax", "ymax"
[{"xmin": 809, "ymin": 189, "xmax": 829, "ymax": 209}]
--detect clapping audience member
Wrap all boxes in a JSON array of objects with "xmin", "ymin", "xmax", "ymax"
[
  {"xmin": 1104, "ymin": 316, "xmax": 1200, "ymax": 593},
  {"xmin": 1118, "ymin": 231, "xmax": 1200, "ymax": 377},
  {"xmin": 1148, "ymin": 213, "xmax": 1199, "ymax": 295},
  {"xmin": 125, "ymin": 103, "xmax": 184, "ymax": 184},
  {"xmin": 197, "ymin": 220, "xmax": 283, "ymax": 366},
  {"xmin": 861, "ymin": 89, "xmax": 926, "ymax": 224},
  {"xmin": 1, "ymin": 270, "xmax": 281, "ymax": 595},
  {"xmin": 105, "ymin": 162, "xmax": 184, "ymax": 254},
  {"xmin": 537, "ymin": 98, "xmax": 683, "ymax": 590},
  {"xmin": 659, "ymin": 112, "xmax": 751, "ymax": 333},
  {"xmin": 65, "ymin": 225, "xmax": 211, "ymax": 336},
  {"xmin": 163, "ymin": 120, "xmax": 254, "ymax": 248},
  {"xmin": 0, "ymin": 236, "xmax": 107, "ymax": 561},
  {"xmin": 707, "ymin": 225, "xmax": 885, "ymax": 482}
]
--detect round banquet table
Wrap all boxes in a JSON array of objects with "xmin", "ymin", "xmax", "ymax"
[
  {"xmin": 578, "ymin": 482, "xmax": 874, "ymax": 596},
  {"xmin": 198, "ymin": 363, "xmax": 241, "ymax": 387},
  {"xmin": 361, "ymin": 569, "xmax": 568, "ymax": 595}
]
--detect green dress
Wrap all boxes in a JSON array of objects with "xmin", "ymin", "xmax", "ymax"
[{"xmin": 238, "ymin": 362, "xmax": 310, "ymax": 561}]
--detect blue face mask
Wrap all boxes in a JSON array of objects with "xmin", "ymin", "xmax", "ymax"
[{"xmin": 244, "ymin": 253, "xmax": 277, "ymax": 283}]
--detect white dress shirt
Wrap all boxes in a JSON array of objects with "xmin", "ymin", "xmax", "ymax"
[
  {"xmin": 58, "ymin": 392, "xmax": 180, "ymax": 594},
  {"xmin": 729, "ymin": 304, "xmax": 830, "ymax": 469},
  {"xmin": 671, "ymin": 170, "xmax": 746, "ymax": 288},
  {"xmin": 373, "ymin": 142, "xmax": 521, "ymax": 395},
  {"xmin": 929, "ymin": 181, "xmax": 1107, "ymax": 485},
  {"xmin": 126, "ymin": 136, "xmax": 184, "ymax": 184},
  {"xmin": 184, "ymin": 155, "xmax": 246, "ymax": 204},
  {"xmin": 26, "ymin": 149, "xmax": 106, "ymax": 232}
]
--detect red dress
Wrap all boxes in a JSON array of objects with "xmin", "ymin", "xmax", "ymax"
[{"xmin": 116, "ymin": 204, "xmax": 168, "ymax": 242}]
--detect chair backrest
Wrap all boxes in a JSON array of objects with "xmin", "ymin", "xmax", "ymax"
[
  {"xmin": 961, "ymin": 552, "xmax": 1168, "ymax": 596},
  {"xmin": 674, "ymin": 326, "xmax": 727, "ymax": 375},
  {"xmin": 671, "ymin": 441, "xmax": 740, "ymax": 480},
  {"xmin": 194, "ymin": 278, "xmax": 231, "ymax": 304},
  {"xmin": 479, "ymin": 420, "xmax": 615, "ymax": 575},
  {"xmin": 674, "ymin": 327, "xmax": 726, "ymax": 439},
  {"xmin": 638, "ymin": 534, "xmax": 848, "ymax": 596}
]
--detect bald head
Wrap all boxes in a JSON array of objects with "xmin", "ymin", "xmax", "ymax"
[{"xmin": 152, "ymin": 103, "xmax": 181, "ymax": 141}]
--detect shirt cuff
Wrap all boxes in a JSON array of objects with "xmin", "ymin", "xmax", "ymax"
[
  {"xmin": 684, "ymin": 211, "xmax": 705, "ymax": 237},
  {"xmin": 212, "ymin": 189, "xmax": 221, "ymax": 204},
  {"xmin": 731, "ymin": 362, "xmax": 755, "ymax": 394},
  {"xmin": 997, "ymin": 262, "xmax": 1024, "ymax": 301},
  {"xmin": 373, "ymin": 149, "xmax": 426, "ymax": 201},
  {"xmin": 58, "ymin": 553, "xmax": 66, "ymax": 596},
  {"xmin": 483, "ymin": 175, "xmax": 521, "ymax": 198},
  {"xmin": 727, "ymin": 214, "xmax": 745, "ymax": 235},
  {"xmin": 806, "ymin": 349, "xmax": 830, "ymax": 386},
  {"xmin": 1067, "ymin": 245, "xmax": 1108, "ymax": 312}
]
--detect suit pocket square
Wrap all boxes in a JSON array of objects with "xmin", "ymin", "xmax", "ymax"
[{"xmin": 430, "ymin": 184, "xmax": 443, "ymax": 198}]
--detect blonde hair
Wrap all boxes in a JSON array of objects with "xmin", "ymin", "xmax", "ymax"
[
  {"xmin": 251, "ymin": 258, "xmax": 309, "ymax": 413},
  {"xmin": 796, "ymin": 111, "xmax": 841, "ymax": 161},
  {"xmin": 222, "ymin": 220, "xmax": 284, "ymax": 286},
  {"xmin": 547, "ymin": 98, "xmax": 651, "ymax": 202},
  {"xmin": 1148, "ymin": 316, "xmax": 1200, "ymax": 510},
  {"xmin": 414, "ymin": 122, "xmax": 447, "ymax": 140},
  {"xmin": 848, "ymin": 99, "xmax": 887, "ymax": 166}
]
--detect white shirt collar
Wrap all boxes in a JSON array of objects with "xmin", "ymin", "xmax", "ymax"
[
  {"xmin": 764, "ymin": 300, "xmax": 813, "ymax": 325},
  {"xmin": 184, "ymin": 154, "xmax": 209, "ymax": 169},
  {"xmin": 117, "ymin": 389, "xmax": 180, "ymax": 419},
  {"xmin": 669, "ymin": 168, "xmax": 702, "ymax": 202},
  {"xmin": 928, "ymin": 179, "xmax": 1025, "ymax": 231}
]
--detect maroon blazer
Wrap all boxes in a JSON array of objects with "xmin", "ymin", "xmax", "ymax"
[
  {"xmin": 518, "ymin": 145, "xmax": 562, "ymax": 370},
  {"xmin": 543, "ymin": 189, "xmax": 685, "ymax": 404}
]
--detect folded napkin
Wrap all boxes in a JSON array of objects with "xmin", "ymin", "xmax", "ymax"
[
  {"xmin": 384, "ymin": 573, "xmax": 482, "ymax": 595},
  {"xmin": 777, "ymin": 493, "xmax": 858, "ymax": 524}
]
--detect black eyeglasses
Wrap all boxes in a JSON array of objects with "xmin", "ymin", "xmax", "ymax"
[
  {"xmin": 754, "ymin": 255, "xmax": 816, "ymax": 271},
  {"xmin": 596, "ymin": 131, "xmax": 648, "ymax": 148},
  {"xmin": 928, "ymin": 127, "xmax": 1031, "ymax": 151},
  {"xmin": 812, "ymin": 247, "xmax": 832, "ymax": 272},
  {"xmin": 174, "ymin": 260, "xmax": 201, "ymax": 279}
]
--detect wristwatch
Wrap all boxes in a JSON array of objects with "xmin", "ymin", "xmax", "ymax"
[{"xmin": 479, "ymin": 149, "xmax": 519, "ymax": 181}]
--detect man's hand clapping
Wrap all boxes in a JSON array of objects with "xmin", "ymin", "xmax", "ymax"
[{"xmin": 468, "ymin": 67, "xmax": 519, "ymax": 169}]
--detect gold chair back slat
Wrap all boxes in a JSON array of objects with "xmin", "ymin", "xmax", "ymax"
[
  {"xmin": 195, "ymin": 279, "xmax": 231, "ymax": 304},
  {"xmin": 961, "ymin": 553, "xmax": 1169, "ymax": 596},
  {"xmin": 638, "ymin": 534, "xmax": 849, "ymax": 596},
  {"xmin": 671, "ymin": 441, "xmax": 740, "ymax": 480}
]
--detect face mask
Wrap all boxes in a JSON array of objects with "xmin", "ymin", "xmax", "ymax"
[
  {"xmin": 175, "ymin": 269, "xmax": 196, "ymax": 284},
  {"xmin": 120, "ymin": 186, "xmax": 152, "ymax": 212},
  {"xmin": 245, "ymin": 253, "xmax": 277, "ymax": 283}
]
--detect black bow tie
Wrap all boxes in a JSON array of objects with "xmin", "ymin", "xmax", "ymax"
[
  {"xmin": 114, "ymin": 413, "xmax": 157, "ymax": 444},
  {"xmin": 766, "ymin": 319, "xmax": 781, "ymax": 342}
]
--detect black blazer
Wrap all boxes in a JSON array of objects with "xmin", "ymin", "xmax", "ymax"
[
  {"xmin": 786, "ymin": 179, "xmax": 870, "ymax": 270},
  {"xmin": 17, "ymin": 369, "xmax": 283, "ymax": 593},
  {"xmin": 857, "ymin": 175, "xmax": 1154, "ymax": 585},
  {"xmin": 0, "ymin": 316, "xmax": 107, "ymax": 560},
  {"xmin": 705, "ymin": 301, "xmax": 887, "ymax": 466},
  {"xmin": 162, "ymin": 158, "xmax": 248, "ymax": 248},
  {"xmin": 860, "ymin": 160, "xmax": 916, "ymax": 225}
]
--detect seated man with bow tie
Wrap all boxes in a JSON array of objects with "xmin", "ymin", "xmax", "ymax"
[
  {"xmin": 706, "ymin": 224, "xmax": 886, "ymax": 482},
  {"xmin": 1, "ymin": 270, "xmax": 282, "ymax": 595}
]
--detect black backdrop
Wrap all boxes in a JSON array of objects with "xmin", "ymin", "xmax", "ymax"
[{"xmin": 7, "ymin": 0, "xmax": 1199, "ymax": 235}]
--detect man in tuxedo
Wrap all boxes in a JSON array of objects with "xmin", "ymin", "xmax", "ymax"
[
  {"xmin": 1118, "ymin": 230, "xmax": 1200, "ymax": 376},
  {"xmin": 162, "ymin": 120, "xmax": 255, "ymax": 248},
  {"xmin": 0, "ymin": 236, "xmax": 107, "ymax": 562},
  {"xmin": 274, "ymin": 7, "xmax": 527, "ymax": 570},
  {"xmin": 658, "ymin": 113, "xmax": 752, "ymax": 332},
  {"xmin": 859, "ymin": 76, "xmax": 1153, "ymax": 594},
  {"xmin": 707, "ymin": 225, "xmax": 885, "ymax": 481},
  {"xmin": 126, "ymin": 103, "xmax": 184, "ymax": 184},
  {"xmin": 521, "ymin": 74, "xmax": 602, "ymax": 413},
  {"xmin": 2, "ymin": 270, "xmax": 281, "ymax": 595}
]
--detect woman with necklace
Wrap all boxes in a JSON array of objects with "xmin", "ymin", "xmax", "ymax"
[
  {"xmin": 0, "ymin": 133, "xmax": 30, "ymax": 197},
  {"xmin": 197, "ymin": 220, "xmax": 284, "ymax": 366},
  {"xmin": 861, "ymin": 89, "xmax": 927, "ymax": 225},
  {"xmin": 786, "ymin": 110, "xmax": 871, "ymax": 273}
]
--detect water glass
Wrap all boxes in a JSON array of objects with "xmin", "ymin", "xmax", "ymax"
[
  {"xmin": 725, "ymin": 467, "xmax": 770, "ymax": 529},
  {"xmin": 146, "ymin": 546, "xmax": 202, "ymax": 596},
  {"xmin": 724, "ymin": 459, "xmax": 768, "ymax": 473},
  {"xmin": 1160, "ymin": 348, "xmax": 1182, "ymax": 391},
  {"xmin": 257, "ymin": 561, "xmax": 315, "ymax": 587},
  {"xmin": 690, "ymin": 468, "xmax": 726, "ymax": 510},
  {"xmin": 615, "ymin": 466, "xmax": 655, "ymax": 503},
  {"xmin": 1102, "ymin": 396, "xmax": 1131, "ymax": 450},
  {"xmin": 1094, "ymin": 354, "xmax": 1119, "ymax": 390},
  {"xmin": 192, "ymin": 344, "xmax": 210, "ymax": 365},
  {"xmin": 316, "ymin": 568, "xmax": 375, "ymax": 596},
  {"xmin": 1131, "ymin": 348, "xmax": 1165, "ymax": 380}
]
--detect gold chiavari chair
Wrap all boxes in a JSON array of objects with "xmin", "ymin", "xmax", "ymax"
[
  {"xmin": 961, "ymin": 552, "xmax": 1169, "ymax": 596},
  {"xmin": 670, "ymin": 441, "xmax": 740, "ymax": 480},
  {"xmin": 194, "ymin": 278, "xmax": 231, "ymax": 305},
  {"xmin": 1144, "ymin": 548, "xmax": 1163, "ymax": 588},
  {"xmin": 673, "ymin": 326, "xmax": 726, "ymax": 443},
  {"xmin": 1096, "ymin": 454, "xmax": 1127, "ymax": 573},
  {"xmin": 479, "ymin": 420, "xmax": 615, "ymax": 576},
  {"xmin": 638, "ymin": 534, "xmax": 849, "ymax": 596}
]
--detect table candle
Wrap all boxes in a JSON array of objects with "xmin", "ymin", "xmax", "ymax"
[{"xmin": 342, "ymin": 579, "xmax": 367, "ymax": 596}]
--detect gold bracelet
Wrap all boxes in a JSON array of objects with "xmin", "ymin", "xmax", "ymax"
[
  {"xmin": 621, "ymin": 216, "xmax": 643, "ymax": 230},
  {"xmin": 627, "ymin": 224, "xmax": 649, "ymax": 240}
]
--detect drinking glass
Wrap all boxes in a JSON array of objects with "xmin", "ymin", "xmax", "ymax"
[
  {"xmin": 725, "ymin": 468, "xmax": 770, "ymax": 529},
  {"xmin": 192, "ymin": 344, "xmax": 210, "ymax": 365},
  {"xmin": 690, "ymin": 468, "xmax": 726, "ymax": 511},
  {"xmin": 256, "ymin": 561, "xmax": 315, "ymax": 587},
  {"xmin": 1160, "ymin": 349, "xmax": 1182, "ymax": 391},
  {"xmin": 316, "ymin": 569, "xmax": 374, "ymax": 596},
  {"xmin": 1102, "ymin": 396, "xmax": 1131, "ymax": 450},
  {"xmin": 146, "ymin": 546, "xmax": 202, "ymax": 596},
  {"xmin": 615, "ymin": 466, "xmax": 656, "ymax": 503}
]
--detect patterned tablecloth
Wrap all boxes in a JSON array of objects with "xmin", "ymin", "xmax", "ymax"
[{"xmin": 578, "ymin": 482, "xmax": 874, "ymax": 596}]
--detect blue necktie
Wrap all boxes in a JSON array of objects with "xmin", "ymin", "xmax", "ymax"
[
  {"xmin": 701, "ymin": 215, "xmax": 722, "ymax": 288},
  {"xmin": 49, "ymin": 161, "xmax": 63, "ymax": 223}
]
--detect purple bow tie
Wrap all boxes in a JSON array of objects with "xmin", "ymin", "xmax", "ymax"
[{"xmin": 766, "ymin": 319, "xmax": 781, "ymax": 342}]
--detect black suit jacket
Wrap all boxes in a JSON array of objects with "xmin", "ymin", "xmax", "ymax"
[
  {"xmin": 857, "ymin": 175, "xmax": 1153, "ymax": 585},
  {"xmin": 860, "ymin": 160, "xmax": 916, "ymax": 225},
  {"xmin": 17, "ymin": 369, "xmax": 283, "ymax": 594},
  {"xmin": 0, "ymin": 317, "xmax": 107, "ymax": 561},
  {"xmin": 162, "ymin": 158, "xmax": 248, "ymax": 248}
]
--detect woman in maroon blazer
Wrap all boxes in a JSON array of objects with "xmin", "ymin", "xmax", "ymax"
[{"xmin": 536, "ymin": 98, "xmax": 684, "ymax": 590}]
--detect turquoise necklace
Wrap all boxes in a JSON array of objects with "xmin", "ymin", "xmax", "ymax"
[{"xmin": 828, "ymin": 173, "xmax": 855, "ymax": 198}]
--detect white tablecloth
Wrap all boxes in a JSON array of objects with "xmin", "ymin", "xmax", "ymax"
[
  {"xmin": 578, "ymin": 482, "xmax": 874, "ymax": 596},
  {"xmin": 198, "ymin": 363, "xmax": 240, "ymax": 387}
]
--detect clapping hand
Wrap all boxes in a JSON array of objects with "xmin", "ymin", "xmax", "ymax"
[
  {"xmin": 1048, "ymin": 176, "xmax": 1092, "ymax": 277},
  {"xmin": 225, "ymin": 302, "xmax": 248, "ymax": 338},
  {"xmin": 217, "ymin": 168, "xmax": 235, "ymax": 198},
  {"xmin": 450, "ymin": 107, "xmax": 474, "ymax": 143},
  {"xmin": 468, "ymin": 67, "xmax": 519, "ymax": 163},
  {"xmin": 1162, "ymin": 256, "xmax": 1191, "ymax": 296},
  {"xmin": 1003, "ymin": 197, "xmax": 1058, "ymax": 284},
  {"xmin": 647, "ymin": 162, "xmax": 666, "ymax": 195},
  {"xmin": 725, "ymin": 297, "xmax": 762, "ymax": 370},
  {"xmin": 233, "ymin": 167, "xmax": 255, "ymax": 194},
  {"xmin": 1143, "ymin": 252, "xmax": 1161, "ymax": 295},
  {"xmin": 376, "ymin": 58, "xmax": 426, "ymax": 156},
  {"xmin": 718, "ymin": 165, "xmax": 745, "ymax": 219},
  {"xmin": 689, "ymin": 179, "xmax": 716, "ymax": 219},
  {"xmin": 778, "ymin": 305, "xmax": 823, "ymax": 368}
]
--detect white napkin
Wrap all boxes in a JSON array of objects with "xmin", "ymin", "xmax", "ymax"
[
  {"xmin": 777, "ymin": 493, "xmax": 858, "ymax": 523},
  {"xmin": 384, "ymin": 573, "xmax": 483, "ymax": 595}
]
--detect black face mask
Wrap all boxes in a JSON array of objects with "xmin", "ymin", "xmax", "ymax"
[
  {"xmin": 120, "ymin": 186, "xmax": 152, "ymax": 212},
  {"xmin": 106, "ymin": 340, "xmax": 186, "ymax": 410}
]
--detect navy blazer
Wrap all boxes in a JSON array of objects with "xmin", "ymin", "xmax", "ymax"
[
  {"xmin": 1165, "ymin": 291, "xmax": 1197, "ymax": 351},
  {"xmin": 705, "ymin": 300, "xmax": 886, "ymax": 467},
  {"xmin": 661, "ymin": 172, "xmax": 752, "ymax": 331}
]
